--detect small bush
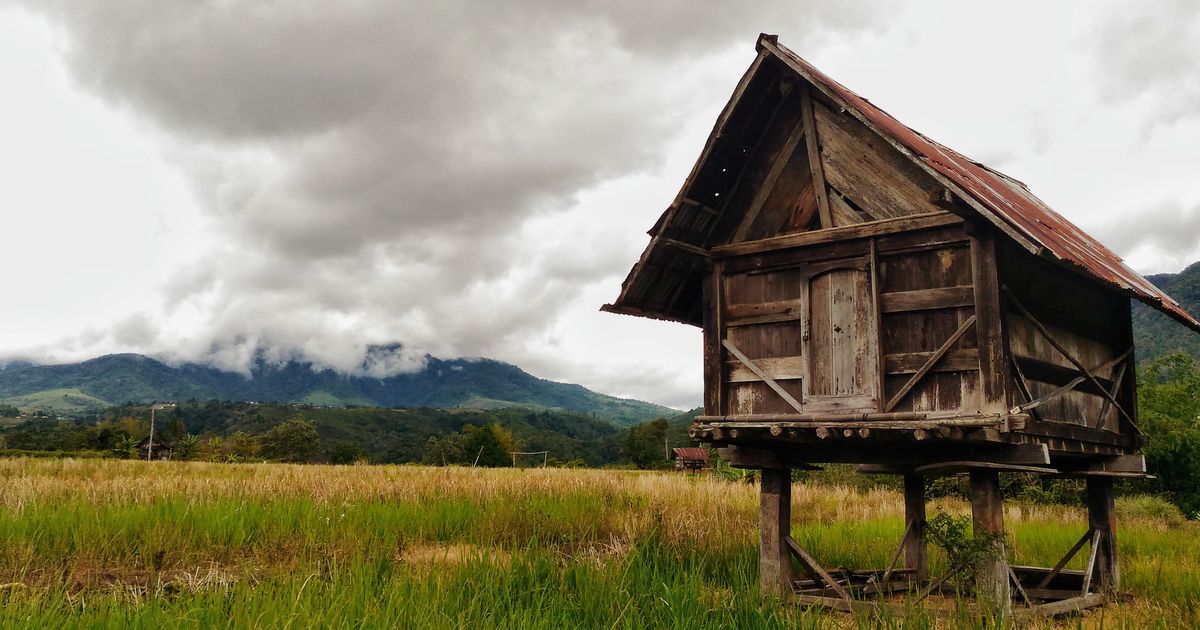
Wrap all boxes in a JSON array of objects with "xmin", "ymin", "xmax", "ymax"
[{"xmin": 1116, "ymin": 494, "xmax": 1187, "ymax": 527}]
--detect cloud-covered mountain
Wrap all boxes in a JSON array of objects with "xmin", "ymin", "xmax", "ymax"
[{"xmin": 0, "ymin": 352, "xmax": 677, "ymax": 426}]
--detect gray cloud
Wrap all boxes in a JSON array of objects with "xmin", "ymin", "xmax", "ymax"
[
  {"xmin": 1093, "ymin": 200, "xmax": 1200, "ymax": 260},
  {"xmin": 10, "ymin": 1, "xmax": 882, "ymax": 395},
  {"xmin": 1090, "ymin": 0, "xmax": 1200, "ymax": 125}
]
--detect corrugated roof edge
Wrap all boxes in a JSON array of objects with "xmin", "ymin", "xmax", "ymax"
[{"xmin": 757, "ymin": 35, "xmax": 1200, "ymax": 333}]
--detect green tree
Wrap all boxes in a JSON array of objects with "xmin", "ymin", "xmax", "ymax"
[
  {"xmin": 1137, "ymin": 353, "xmax": 1200, "ymax": 517},
  {"xmin": 624, "ymin": 418, "xmax": 669, "ymax": 469},
  {"xmin": 463, "ymin": 423, "xmax": 515, "ymax": 467},
  {"xmin": 259, "ymin": 417, "xmax": 321, "ymax": 463},
  {"xmin": 328, "ymin": 440, "xmax": 366, "ymax": 465}
]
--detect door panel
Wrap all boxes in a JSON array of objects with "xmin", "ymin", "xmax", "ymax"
[{"xmin": 803, "ymin": 259, "xmax": 878, "ymax": 410}]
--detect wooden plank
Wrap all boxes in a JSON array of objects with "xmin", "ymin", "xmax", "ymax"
[
  {"xmin": 885, "ymin": 315, "xmax": 977, "ymax": 412},
  {"xmin": 880, "ymin": 286, "xmax": 974, "ymax": 313},
  {"xmin": 722, "ymin": 339, "xmax": 803, "ymax": 412},
  {"xmin": 1014, "ymin": 356, "xmax": 1113, "ymax": 395},
  {"xmin": 784, "ymin": 536, "xmax": 850, "ymax": 602},
  {"xmin": 916, "ymin": 461, "xmax": 1056, "ymax": 477},
  {"xmin": 811, "ymin": 98, "xmax": 940, "ymax": 220},
  {"xmin": 660, "ymin": 238, "xmax": 712, "ymax": 259},
  {"xmin": 713, "ymin": 212, "xmax": 961, "ymax": 258},
  {"xmin": 829, "ymin": 189, "xmax": 867, "ymax": 225},
  {"xmin": 727, "ymin": 356, "xmax": 804, "ymax": 383},
  {"xmin": 731, "ymin": 119, "xmax": 808, "ymax": 242},
  {"xmin": 1020, "ymin": 420, "xmax": 1132, "ymax": 448},
  {"xmin": 800, "ymin": 86, "xmax": 833, "ymax": 229},
  {"xmin": 1032, "ymin": 593, "xmax": 1106, "ymax": 618},
  {"xmin": 724, "ymin": 299, "xmax": 802, "ymax": 324},
  {"xmin": 970, "ymin": 233, "xmax": 1008, "ymax": 414},
  {"xmin": 760, "ymin": 468, "xmax": 793, "ymax": 599},
  {"xmin": 1080, "ymin": 529, "xmax": 1101, "ymax": 595},
  {"xmin": 885, "ymin": 349, "xmax": 978, "ymax": 374}
]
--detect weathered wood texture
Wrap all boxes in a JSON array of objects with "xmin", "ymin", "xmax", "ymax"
[
  {"xmin": 903, "ymin": 474, "xmax": 928, "ymax": 581},
  {"xmin": 1087, "ymin": 477, "xmax": 1119, "ymax": 592},
  {"xmin": 969, "ymin": 470, "xmax": 1012, "ymax": 617},
  {"xmin": 878, "ymin": 233, "xmax": 979, "ymax": 413},
  {"xmin": 1000, "ymin": 245, "xmax": 1133, "ymax": 434},
  {"xmin": 759, "ymin": 468, "xmax": 793, "ymax": 598}
]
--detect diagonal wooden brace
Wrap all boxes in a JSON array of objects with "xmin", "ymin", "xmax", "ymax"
[
  {"xmin": 786, "ymin": 536, "xmax": 851, "ymax": 602},
  {"xmin": 884, "ymin": 315, "xmax": 976, "ymax": 412},
  {"xmin": 722, "ymin": 339, "xmax": 804, "ymax": 412}
]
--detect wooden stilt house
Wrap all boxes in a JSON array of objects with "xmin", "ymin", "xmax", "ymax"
[{"xmin": 604, "ymin": 34, "xmax": 1200, "ymax": 617}]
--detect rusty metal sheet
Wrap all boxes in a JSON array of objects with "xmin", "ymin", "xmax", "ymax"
[{"xmin": 762, "ymin": 36, "xmax": 1200, "ymax": 332}]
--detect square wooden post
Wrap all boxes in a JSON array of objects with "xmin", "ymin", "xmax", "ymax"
[
  {"xmin": 903, "ymin": 473, "xmax": 928, "ymax": 582},
  {"xmin": 759, "ymin": 467, "xmax": 793, "ymax": 599},
  {"xmin": 1087, "ymin": 477, "xmax": 1119, "ymax": 592},
  {"xmin": 969, "ymin": 470, "xmax": 1011, "ymax": 617}
]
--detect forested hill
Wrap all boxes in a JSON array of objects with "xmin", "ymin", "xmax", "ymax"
[
  {"xmin": 0, "ymin": 353, "xmax": 677, "ymax": 426},
  {"xmin": 1134, "ymin": 261, "xmax": 1200, "ymax": 363}
]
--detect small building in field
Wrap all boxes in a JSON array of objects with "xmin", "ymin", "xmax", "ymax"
[
  {"xmin": 671, "ymin": 447, "xmax": 710, "ymax": 471},
  {"xmin": 604, "ymin": 34, "xmax": 1200, "ymax": 616},
  {"xmin": 137, "ymin": 437, "xmax": 173, "ymax": 461}
]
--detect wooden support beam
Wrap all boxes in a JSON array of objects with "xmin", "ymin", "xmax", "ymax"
[
  {"xmin": 879, "ymin": 286, "xmax": 974, "ymax": 313},
  {"xmin": 759, "ymin": 468, "xmax": 793, "ymax": 599},
  {"xmin": 970, "ymin": 470, "xmax": 1011, "ymax": 618},
  {"xmin": 702, "ymin": 265, "xmax": 723, "ymax": 415},
  {"xmin": 660, "ymin": 238, "xmax": 712, "ymax": 259},
  {"xmin": 1087, "ymin": 477, "xmax": 1119, "ymax": 592},
  {"xmin": 799, "ymin": 86, "xmax": 833, "ymax": 229},
  {"xmin": 903, "ymin": 474, "xmax": 928, "ymax": 582},
  {"xmin": 884, "ymin": 315, "xmax": 977, "ymax": 412},
  {"xmin": 712, "ymin": 212, "xmax": 961, "ymax": 257},
  {"xmin": 970, "ymin": 233, "xmax": 1008, "ymax": 414}
]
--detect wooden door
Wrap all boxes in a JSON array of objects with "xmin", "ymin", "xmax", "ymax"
[{"xmin": 802, "ymin": 257, "xmax": 878, "ymax": 411}]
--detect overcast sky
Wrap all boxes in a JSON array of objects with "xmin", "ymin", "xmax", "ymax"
[{"xmin": 1, "ymin": 1, "xmax": 1198, "ymax": 409}]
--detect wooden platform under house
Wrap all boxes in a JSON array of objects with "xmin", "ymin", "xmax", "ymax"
[{"xmin": 603, "ymin": 34, "xmax": 1200, "ymax": 618}]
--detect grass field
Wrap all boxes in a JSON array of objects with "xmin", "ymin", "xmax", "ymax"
[{"xmin": 0, "ymin": 459, "xmax": 1195, "ymax": 628}]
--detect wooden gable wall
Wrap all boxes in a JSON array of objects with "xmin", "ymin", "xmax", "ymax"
[{"xmin": 710, "ymin": 74, "xmax": 952, "ymax": 249}]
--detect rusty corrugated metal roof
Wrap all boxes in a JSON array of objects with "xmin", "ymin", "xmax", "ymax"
[
  {"xmin": 671, "ymin": 447, "xmax": 710, "ymax": 461},
  {"xmin": 759, "ymin": 35, "xmax": 1200, "ymax": 332}
]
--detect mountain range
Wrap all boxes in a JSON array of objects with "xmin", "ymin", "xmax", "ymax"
[
  {"xmin": 1133, "ymin": 261, "xmax": 1200, "ymax": 363},
  {"xmin": 3, "ymin": 259, "xmax": 1196, "ymax": 423},
  {"xmin": 0, "ymin": 353, "xmax": 677, "ymax": 426}
]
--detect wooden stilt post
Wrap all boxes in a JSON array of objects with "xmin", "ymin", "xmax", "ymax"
[
  {"xmin": 969, "ymin": 470, "xmax": 1011, "ymax": 617},
  {"xmin": 903, "ymin": 473, "xmax": 928, "ymax": 583},
  {"xmin": 760, "ymin": 467, "xmax": 793, "ymax": 599},
  {"xmin": 1087, "ymin": 477, "xmax": 1119, "ymax": 592}
]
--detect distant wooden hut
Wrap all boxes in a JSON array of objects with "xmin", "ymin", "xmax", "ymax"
[
  {"xmin": 604, "ymin": 34, "xmax": 1200, "ymax": 616},
  {"xmin": 671, "ymin": 447, "xmax": 710, "ymax": 472},
  {"xmin": 137, "ymin": 437, "xmax": 173, "ymax": 461}
]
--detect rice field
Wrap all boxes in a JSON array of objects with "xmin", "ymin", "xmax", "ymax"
[{"xmin": 0, "ymin": 459, "xmax": 1195, "ymax": 628}]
